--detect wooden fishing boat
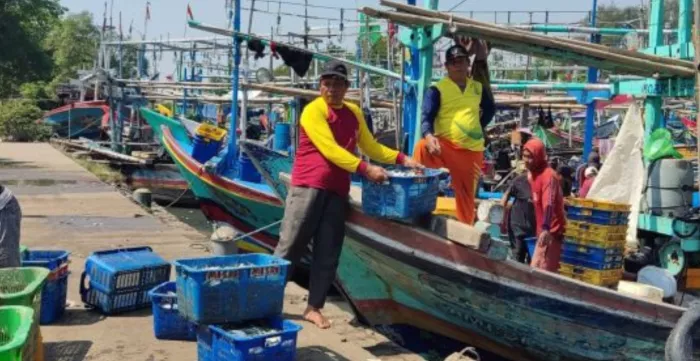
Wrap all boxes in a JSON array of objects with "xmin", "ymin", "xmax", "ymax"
[
  {"xmin": 121, "ymin": 164, "xmax": 198, "ymax": 207},
  {"xmin": 41, "ymin": 100, "xmax": 111, "ymax": 139},
  {"xmin": 239, "ymin": 139, "xmax": 700, "ymax": 361},
  {"xmin": 140, "ymin": 108, "xmax": 284, "ymax": 254}
]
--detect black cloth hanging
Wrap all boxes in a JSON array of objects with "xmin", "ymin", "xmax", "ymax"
[
  {"xmin": 537, "ymin": 106, "xmax": 546, "ymax": 127},
  {"xmin": 272, "ymin": 43, "xmax": 313, "ymax": 78},
  {"xmin": 247, "ymin": 39, "xmax": 266, "ymax": 60},
  {"xmin": 545, "ymin": 106, "xmax": 554, "ymax": 128}
]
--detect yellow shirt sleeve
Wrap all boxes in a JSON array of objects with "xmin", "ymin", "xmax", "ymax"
[
  {"xmin": 299, "ymin": 98, "xmax": 362, "ymax": 173},
  {"xmin": 346, "ymin": 102, "xmax": 400, "ymax": 164}
]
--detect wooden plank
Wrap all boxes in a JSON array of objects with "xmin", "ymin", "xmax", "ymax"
[{"xmin": 429, "ymin": 216, "xmax": 491, "ymax": 252}]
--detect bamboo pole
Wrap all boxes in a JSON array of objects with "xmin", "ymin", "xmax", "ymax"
[
  {"xmin": 362, "ymin": 6, "xmax": 695, "ymax": 78},
  {"xmin": 380, "ymin": 0, "xmax": 694, "ymax": 70},
  {"xmin": 187, "ymin": 20, "xmax": 406, "ymax": 81}
]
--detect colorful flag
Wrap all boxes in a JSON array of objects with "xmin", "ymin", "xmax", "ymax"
[{"xmin": 187, "ymin": 4, "xmax": 194, "ymax": 20}]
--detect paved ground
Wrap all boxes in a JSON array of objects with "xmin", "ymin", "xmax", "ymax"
[{"xmin": 1, "ymin": 142, "xmax": 424, "ymax": 361}]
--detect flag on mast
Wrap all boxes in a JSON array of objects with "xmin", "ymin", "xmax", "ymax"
[
  {"xmin": 146, "ymin": 1, "xmax": 151, "ymax": 20},
  {"xmin": 187, "ymin": 4, "xmax": 194, "ymax": 20}
]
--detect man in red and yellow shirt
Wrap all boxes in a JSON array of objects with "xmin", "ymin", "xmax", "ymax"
[{"xmin": 275, "ymin": 60, "xmax": 420, "ymax": 329}]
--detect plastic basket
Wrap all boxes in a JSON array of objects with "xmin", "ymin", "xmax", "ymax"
[
  {"xmin": 37, "ymin": 275, "xmax": 68, "ymax": 325},
  {"xmin": 195, "ymin": 123, "xmax": 227, "ymax": 142},
  {"xmin": 197, "ymin": 317, "xmax": 302, "ymax": 361},
  {"xmin": 559, "ymin": 263, "xmax": 623, "ymax": 286},
  {"xmin": 560, "ymin": 255, "xmax": 623, "ymax": 270},
  {"xmin": 0, "ymin": 268, "xmax": 48, "ymax": 324},
  {"xmin": 566, "ymin": 197, "xmax": 630, "ymax": 212},
  {"xmin": 525, "ymin": 237, "xmax": 537, "ymax": 258},
  {"xmin": 83, "ymin": 246, "xmax": 170, "ymax": 294},
  {"xmin": 80, "ymin": 280, "xmax": 150, "ymax": 315},
  {"xmin": 566, "ymin": 212, "xmax": 627, "ymax": 226},
  {"xmin": 174, "ymin": 254, "xmax": 290, "ymax": 324},
  {"xmin": 565, "ymin": 221, "xmax": 627, "ymax": 240},
  {"xmin": 566, "ymin": 206, "xmax": 628, "ymax": 224},
  {"xmin": 21, "ymin": 250, "xmax": 69, "ymax": 273},
  {"xmin": 148, "ymin": 282, "xmax": 197, "ymax": 341},
  {"xmin": 361, "ymin": 167, "xmax": 442, "ymax": 220},
  {"xmin": 561, "ymin": 242, "xmax": 624, "ymax": 262},
  {"xmin": 0, "ymin": 306, "xmax": 35, "ymax": 361}
]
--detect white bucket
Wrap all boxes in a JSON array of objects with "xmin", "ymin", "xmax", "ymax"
[{"xmin": 209, "ymin": 223, "xmax": 239, "ymax": 256}]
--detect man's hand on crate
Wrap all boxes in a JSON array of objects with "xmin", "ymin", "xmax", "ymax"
[
  {"xmin": 365, "ymin": 165, "xmax": 389, "ymax": 183},
  {"xmin": 400, "ymin": 156, "xmax": 424, "ymax": 170}
]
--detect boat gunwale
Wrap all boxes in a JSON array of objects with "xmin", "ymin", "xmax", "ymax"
[{"xmin": 344, "ymin": 208, "xmax": 687, "ymax": 325}]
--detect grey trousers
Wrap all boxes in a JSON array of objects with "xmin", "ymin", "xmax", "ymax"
[
  {"xmin": 274, "ymin": 186, "xmax": 347, "ymax": 309},
  {"xmin": 0, "ymin": 197, "xmax": 22, "ymax": 268}
]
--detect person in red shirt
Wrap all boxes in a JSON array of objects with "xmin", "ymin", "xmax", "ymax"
[
  {"xmin": 275, "ymin": 60, "xmax": 421, "ymax": 329},
  {"xmin": 578, "ymin": 166, "xmax": 598, "ymax": 198},
  {"xmin": 522, "ymin": 138, "xmax": 566, "ymax": 272}
]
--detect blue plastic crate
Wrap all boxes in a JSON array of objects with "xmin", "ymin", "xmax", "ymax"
[
  {"xmin": 192, "ymin": 135, "xmax": 222, "ymax": 164},
  {"xmin": 149, "ymin": 281, "xmax": 197, "ymax": 341},
  {"xmin": 38, "ymin": 275, "xmax": 68, "ymax": 324},
  {"xmin": 361, "ymin": 167, "xmax": 442, "ymax": 220},
  {"xmin": 566, "ymin": 213, "xmax": 626, "ymax": 225},
  {"xmin": 84, "ymin": 246, "xmax": 170, "ymax": 294},
  {"xmin": 80, "ymin": 278, "xmax": 151, "ymax": 315},
  {"xmin": 197, "ymin": 317, "xmax": 302, "ymax": 361},
  {"xmin": 174, "ymin": 254, "xmax": 290, "ymax": 324},
  {"xmin": 560, "ymin": 254, "xmax": 623, "ymax": 270},
  {"xmin": 22, "ymin": 250, "xmax": 70, "ymax": 272},
  {"xmin": 561, "ymin": 243, "xmax": 623, "ymax": 263}
]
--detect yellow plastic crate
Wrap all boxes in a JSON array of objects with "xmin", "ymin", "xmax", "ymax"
[
  {"xmin": 590, "ymin": 199, "xmax": 631, "ymax": 213},
  {"xmin": 566, "ymin": 220, "xmax": 626, "ymax": 236},
  {"xmin": 559, "ymin": 263, "xmax": 623, "ymax": 286},
  {"xmin": 564, "ymin": 236, "xmax": 626, "ymax": 249},
  {"xmin": 565, "ymin": 197, "xmax": 595, "ymax": 209},
  {"xmin": 195, "ymin": 123, "xmax": 227, "ymax": 142}
]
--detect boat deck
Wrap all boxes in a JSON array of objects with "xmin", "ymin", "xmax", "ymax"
[{"xmin": 0, "ymin": 142, "xmax": 424, "ymax": 361}]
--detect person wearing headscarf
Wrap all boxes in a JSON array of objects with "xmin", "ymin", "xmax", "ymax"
[
  {"xmin": 522, "ymin": 138, "xmax": 566, "ymax": 272},
  {"xmin": 576, "ymin": 151, "xmax": 601, "ymax": 189},
  {"xmin": 578, "ymin": 166, "xmax": 598, "ymax": 199},
  {"xmin": 0, "ymin": 184, "xmax": 22, "ymax": 268}
]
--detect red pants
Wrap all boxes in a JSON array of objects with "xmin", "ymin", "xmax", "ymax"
[
  {"xmin": 531, "ymin": 235, "xmax": 563, "ymax": 272},
  {"xmin": 414, "ymin": 138, "xmax": 483, "ymax": 224}
]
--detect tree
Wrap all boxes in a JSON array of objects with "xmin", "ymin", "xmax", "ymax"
[
  {"xmin": 44, "ymin": 12, "xmax": 100, "ymax": 91},
  {"xmin": 0, "ymin": 0, "xmax": 65, "ymax": 98},
  {"xmin": 0, "ymin": 100, "xmax": 52, "ymax": 141}
]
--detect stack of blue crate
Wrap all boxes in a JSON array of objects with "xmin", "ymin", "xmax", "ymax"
[
  {"xmin": 80, "ymin": 246, "xmax": 171, "ymax": 315},
  {"xmin": 21, "ymin": 249, "xmax": 70, "ymax": 324},
  {"xmin": 173, "ymin": 254, "xmax": 302, "ymax": 361}
]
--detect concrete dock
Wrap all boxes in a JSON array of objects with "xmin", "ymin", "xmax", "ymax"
[{"xmin": 1, "ymin": 142, "xmax": 424, "ymax": 361}]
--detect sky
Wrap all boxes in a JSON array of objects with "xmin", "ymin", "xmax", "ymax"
[{"xmin": 59, "ymin": 0, "xmax": 649, "ymax": 78}]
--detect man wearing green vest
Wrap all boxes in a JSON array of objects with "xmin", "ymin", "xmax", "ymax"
[{"xmin": 414, "ymin": 41, "xmax": 495, "ymax": 224}]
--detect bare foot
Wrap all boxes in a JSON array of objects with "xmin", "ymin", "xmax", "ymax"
[{"xmin": 303, "ymin": 306, "xmax": 331, "ymax": 329}]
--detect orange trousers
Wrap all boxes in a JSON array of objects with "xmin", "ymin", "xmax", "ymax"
[{"xmin": 414, "ymin": 137, "xmax": 483, "ymax": 224}]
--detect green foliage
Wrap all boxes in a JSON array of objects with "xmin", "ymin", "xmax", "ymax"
[
  {"xmin": 0, "ymin": 100, "xmax": 51, "ymax": 141},
  {"xmin": 0, "ymin": 0, "xmax": 65, "ymax": 98},
  {"xmin": 44, "ymin": 12, "xmax": 100, "ymax": 90},
  {"xmin": 19, "ymin": 82, "xmax": 52, "ymax": 100}
]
